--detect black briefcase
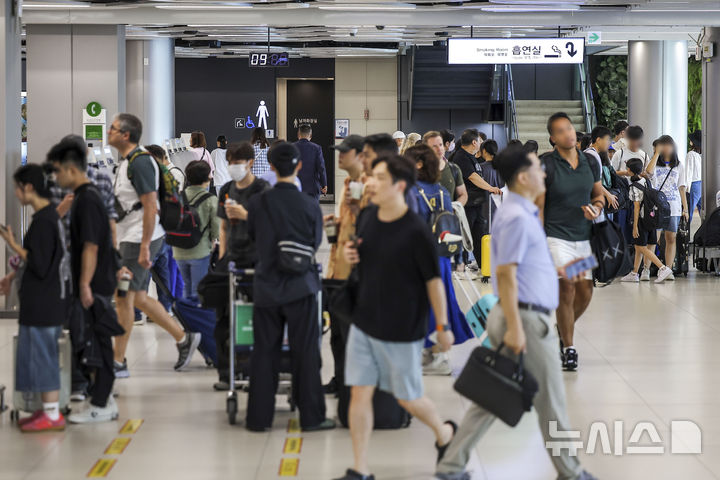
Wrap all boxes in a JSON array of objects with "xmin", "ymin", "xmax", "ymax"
[{"xmin": 453, "ymin": 343, "xmax": 539, "ymax": 427}]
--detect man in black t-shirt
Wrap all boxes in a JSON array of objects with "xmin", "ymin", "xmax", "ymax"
[
  {"xmin": 334, "ymin": 155, "xmax": 455, "ymax": 480},
  {"xmin": 213, "ymin": 142, "xmax": 269, "ymax": 390},
  {"xmin": 216, "ymin": 142, "xmax": 270, "ymax": 267},
  {"xmin": 452, "ymin": 129, "xmax": 502, "ymax": 269},
  {"xmin": 50, "ymin": 138, "xmax": 120, "ymax": 424}
]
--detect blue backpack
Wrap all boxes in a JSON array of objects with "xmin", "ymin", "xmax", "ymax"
[{"xmin": 412, "ymin": 182, "xmax": 462, "ymax": 257}]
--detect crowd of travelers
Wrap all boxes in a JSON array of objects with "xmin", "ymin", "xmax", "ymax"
[{"xmin": 4, "ymin": 109, "xmax": 711, "ymax": 480}]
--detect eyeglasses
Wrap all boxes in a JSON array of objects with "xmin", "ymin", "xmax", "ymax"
[{"xmin": 108, "ymin": 124, "xmax": 125, "ymax": 133}]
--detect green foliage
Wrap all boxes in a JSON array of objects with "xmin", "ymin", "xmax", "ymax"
[
  {"xmin": 688, "ymin": 58, "xmax": 702, "ymax": 133},
  {"xmin": 591, "ymin": 55, "xmax": 628, "ymax": 128}
]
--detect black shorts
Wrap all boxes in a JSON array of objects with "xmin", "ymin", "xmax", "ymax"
[{"xmin": 632, "ymin": 224, "xmax": 658, "ymax": 247}]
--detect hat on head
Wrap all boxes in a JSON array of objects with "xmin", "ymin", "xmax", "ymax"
[
  {"xmin": 331, "ymin": 134, "xmax": 365, "ymax": 153},
  {"xmin": 268, "ymin": 142, "xmax": 300, "ymax": 168},
  {"xmin": 608, "ymin": 144, "xmax": 615, "ymax": 151},
  {"xmin": 392, "ymin": 131, "xmax": 406, "ymax": 140}
]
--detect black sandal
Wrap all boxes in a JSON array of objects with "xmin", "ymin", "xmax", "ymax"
[{"xmin": 435, "ymin": 420, "xmax": 458, "ymax": 464}]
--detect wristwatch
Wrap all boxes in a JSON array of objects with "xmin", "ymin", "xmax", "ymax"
[{"xmin": 436, "ymin": 323, "xmax": 451, "ymax": 332}]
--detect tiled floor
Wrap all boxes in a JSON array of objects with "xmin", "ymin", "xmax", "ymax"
[{"xmin": 2, "ymin": 248, "xmax": 720, "ymax": 478}]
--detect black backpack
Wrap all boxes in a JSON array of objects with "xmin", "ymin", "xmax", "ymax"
[
  {"xmin": 606, "ymin": 168, "xmax": 630, "ymax": 214},
  {"xmin": 694, "ymin": 207, "xmax": 720, "ymax": 247},
  {"xmin": 417, "ymin": 187, "xmax": 462, "ymax": 257},
  {"xmin": 164, "ymin": 190, "xmax": 214, "ymax": 249},
  {"xmin": 630, "ymin": 169, "xmax": 673, "ymax": 231}
]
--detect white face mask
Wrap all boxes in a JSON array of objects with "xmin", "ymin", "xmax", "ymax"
[
  {"xmin": 447, "ymin": 142, "xmax": 455, "ymax": 153},
  {"xmin": 228, "ymin": 163, "xmax": 248, "ymax": 182}
]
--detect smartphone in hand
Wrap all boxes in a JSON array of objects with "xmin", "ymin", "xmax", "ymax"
[{"xmin": 563, "ymin": 255, "xmax": 599, "ymax": 280}]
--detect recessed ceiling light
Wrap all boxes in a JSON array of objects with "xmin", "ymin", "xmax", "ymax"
[
  {"xmin": 317, "ymin": 3, "xmax": 416, "ymax": 10},
  {"xmin": 23, "ymin": 2, "xmax": 90, "ymax": 8},
  {"xmin": 156, "ymin": 4, "xmax": 253, "ymax": 10}
]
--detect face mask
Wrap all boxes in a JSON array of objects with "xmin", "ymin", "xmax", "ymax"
[
  {"xmin": 228, "ymin": 164, "xmax": 248, "ymax": 182},
  {"xmin": 447, "ymin": 142, "xmax": 455, "ymax": 153}
]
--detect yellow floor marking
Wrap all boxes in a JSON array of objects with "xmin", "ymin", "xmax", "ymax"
[
  {"xmin": 104, "ymin": 437, "xmax": 131, "ymax": 455},
  {"xmin": 87, "ymin": 459, "xmax": 117, "ymax": 478},
  {"xmin": 278, "ymin": 458, "xmax": 299, "ymax": 476},
  {"xmin": 119, "ymin": 419, "xmax": 143, "ymax": 434},
  {"xmin": 283, "ymin": 437, "xmax": 303, "ymax": 454},
  {"xmin": 287, "ymin": 418, "xmax": 301, "ymax": 434}
]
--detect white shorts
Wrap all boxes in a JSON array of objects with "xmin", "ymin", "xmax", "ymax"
[{"xmin": 547, "ymin": 237, "xmax": 593, "ymax": 281}]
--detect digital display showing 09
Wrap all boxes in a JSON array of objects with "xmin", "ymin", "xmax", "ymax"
[{"xmin": 248, "ymin": 52, "xmax": 289, "ymax": 67}]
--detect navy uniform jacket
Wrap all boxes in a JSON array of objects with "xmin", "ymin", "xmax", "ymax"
[
  {"xmin": 294, "ymin": 138, "xmax": 328, "ymax": 198},
  {"xmin": 247, "ymin": 182, "xmax": 323, "ymax": 307}
]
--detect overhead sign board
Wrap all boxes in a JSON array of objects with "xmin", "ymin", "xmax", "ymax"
[{"xmin": 448, "ymin": 38, "xmax": 585, "ymax": 65}]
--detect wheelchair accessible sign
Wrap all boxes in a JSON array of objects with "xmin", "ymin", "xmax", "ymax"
[{"xmin": 448, "ymin": 38, "xmax": 585, "ymax": 65}]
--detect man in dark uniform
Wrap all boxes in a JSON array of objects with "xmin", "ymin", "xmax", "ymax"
[
  {"xmin": 245, "ymin": 142, "xmax": 335, "ymax": 432},
  {"xmin": 294, "ymin": 124, "xmax": 328, "ymax": 200}
]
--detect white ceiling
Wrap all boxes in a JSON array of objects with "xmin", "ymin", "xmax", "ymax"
[{"xmin": 21, "ymin": 0, "xmax": 719, "ymax": 57}]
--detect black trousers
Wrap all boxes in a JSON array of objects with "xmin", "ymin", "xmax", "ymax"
[
  {"xmin": 464, "ymin": 204, "xmax": 489, "ymax": 265},
  {"xmin": 88, "ymin": 333, "xmax": 115, "ymax": 408},
  {"xmin": 246, "ymin": 294, "xmax": 326, "ymax": 429}
]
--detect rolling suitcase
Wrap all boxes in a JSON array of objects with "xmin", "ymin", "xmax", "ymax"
[
  {"xmin": 453, "ymin": 271, "xmax": 494, "ymax": 347},
  {"xmin": 480, "ymin": 199, "xmax": 494, "ymax": 283},
  {"xmin": 674, "ymin": 217, "xmax": 690, "ymax": 277},
  {"xmin": 10, "ymin": 330, "xmax": 72, "ymax": 422},
  {"xmin": 151, "ymin": 267, "xmax": 217, "ymax": 367}
]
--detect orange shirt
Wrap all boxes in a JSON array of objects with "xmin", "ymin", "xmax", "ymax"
[{"xmin": 327, "ymin": 175, "xmax": 371, "ymax": 280}]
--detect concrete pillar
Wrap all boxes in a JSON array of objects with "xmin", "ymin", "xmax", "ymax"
[
  {"xmin": 26, "ymin": 24, "xmax": 126, "ymax": 163},
  {"xmin": 628, "ymin": 40, "xmax": 688, "ymax": 159},
  {"xmin": 126, "ymin": 38, "xmax": 175, "ymax": 146},
  {"xmin": 702, "ymin": 28, "xmax": 720, "ymax": 216},
  {"xmin": 0, "ymin": 0, "xmax": 22, "ymax": 312}
]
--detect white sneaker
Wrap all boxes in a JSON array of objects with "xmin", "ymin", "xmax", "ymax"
[
  {"xmin": 640, "ymin": 269, "xmax": 651, "ymax": 282},
  {"xmin": 621, "ymin": 272, "xmax": 639, "ymax": 283},
  {"xmin": 70, "ymin": 391, "xmax": 87, "ymax": 402},
  {"xmin": 655, "ymin": 266, "xmax": 673, "ymax": 283},
  {"xmin": 423, "ymin": 353, "xmax": 452, "ymax": 376},
  {"xmin": 68, "ymin": 397, "xmax": 119, "ymax": 424},
  {"xmin": 421, "ymin": 348, "xmax": 434, "ymax": 367},
  {"xmin": 667, "ymin": 271, "xmax": 676, "ymax": 281}
]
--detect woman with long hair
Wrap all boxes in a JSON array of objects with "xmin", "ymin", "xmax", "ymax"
[
  {"xmin": 404, "ymin": 145, "xmax": 474, "ymax": 376},
  {"xmin": 250, "ymin": 127, "xmax": 271, "ymax": 176},
  {"xmin": 645, "ymin": 135, "xmax": 689, "ymax": 279},
  {"xmin": 399, "ymin": 132, "xmax": 421, "ymax": 155}
]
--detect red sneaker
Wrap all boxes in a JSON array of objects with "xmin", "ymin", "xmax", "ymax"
[
  {"xmin": 20, "ymin": 412, "xmax": 66, "ymax": 433},
  {"xmin": 17, "ymin": 410, "xmax": 44, "ymax": 427}
]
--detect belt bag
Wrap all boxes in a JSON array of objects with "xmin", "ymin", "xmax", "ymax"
[
  {"xmin": 454, "ymin": 342, "xmax": 539, "ymax": 427},
  {"xmin": 261, "ymin": 194, "xmax": 316, "ymax": 275}
]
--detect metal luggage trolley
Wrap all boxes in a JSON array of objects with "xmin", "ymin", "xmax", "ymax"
[{"xmin": 225, "ymin": 263, "xmax": 323, "ymax": 425}]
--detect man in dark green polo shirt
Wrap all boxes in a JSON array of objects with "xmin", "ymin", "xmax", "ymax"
[{"xmin": 538, "ymin": 112, "xmax": 604, "ymax": 372}]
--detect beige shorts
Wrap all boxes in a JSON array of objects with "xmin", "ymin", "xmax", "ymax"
[{"xmin": 546, "ymin": 237, "xmax": 593, "ymax": 281}]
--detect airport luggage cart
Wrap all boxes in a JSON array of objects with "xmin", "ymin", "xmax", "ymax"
[{"xmin": 225, "ymin": 263, "xmax": 323, "ymax": 425}]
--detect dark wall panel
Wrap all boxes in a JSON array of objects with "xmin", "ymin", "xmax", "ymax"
[
  {"xmin": 286, "ymin": 79, "xmax": 335, "ymax": 194},
  {"xmin": 175, "ymin": 58, "xmax": 334, "ymax": 146},
  {"xmin": 511, "ymin": 64, "xmax": 579, "ymax": 100}
]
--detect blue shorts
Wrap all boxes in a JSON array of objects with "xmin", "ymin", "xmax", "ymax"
[
  {"xmin": 15, "ymin": 325, "xmax": 62, "ymax": 393},
  {"xmin": 344, "ymin": 324, "xmax": 424, "ymax": 401},
  {"xmin": 664, "ymin": 216, "xmax": 681, "ymax": 233}
]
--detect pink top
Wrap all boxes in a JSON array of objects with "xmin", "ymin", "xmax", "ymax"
[{"xmin": 191, "ymin": 147, "xmax": 215, "ymax": 175}]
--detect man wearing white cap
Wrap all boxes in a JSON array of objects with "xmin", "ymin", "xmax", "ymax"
[{"xmin": 392, "ymin": 131, "xmax": 406, "ymax": 148}]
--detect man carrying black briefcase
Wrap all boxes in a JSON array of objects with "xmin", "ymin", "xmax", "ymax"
[{"xmin": 435, "ymin": 147, "xmax": 598, "ymax": 480}]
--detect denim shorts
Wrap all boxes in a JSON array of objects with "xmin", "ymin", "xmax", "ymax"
[
  {"xmin": 15, "ymin": 325, "xmax": 62, "ymax": 393},
  {"xmin": 664, "ymin": 216, "xmax": 681, "ymax": 233},
  {"xmin": 344, "ymin": 324, "xmax": 424, "ymax": 401}
]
